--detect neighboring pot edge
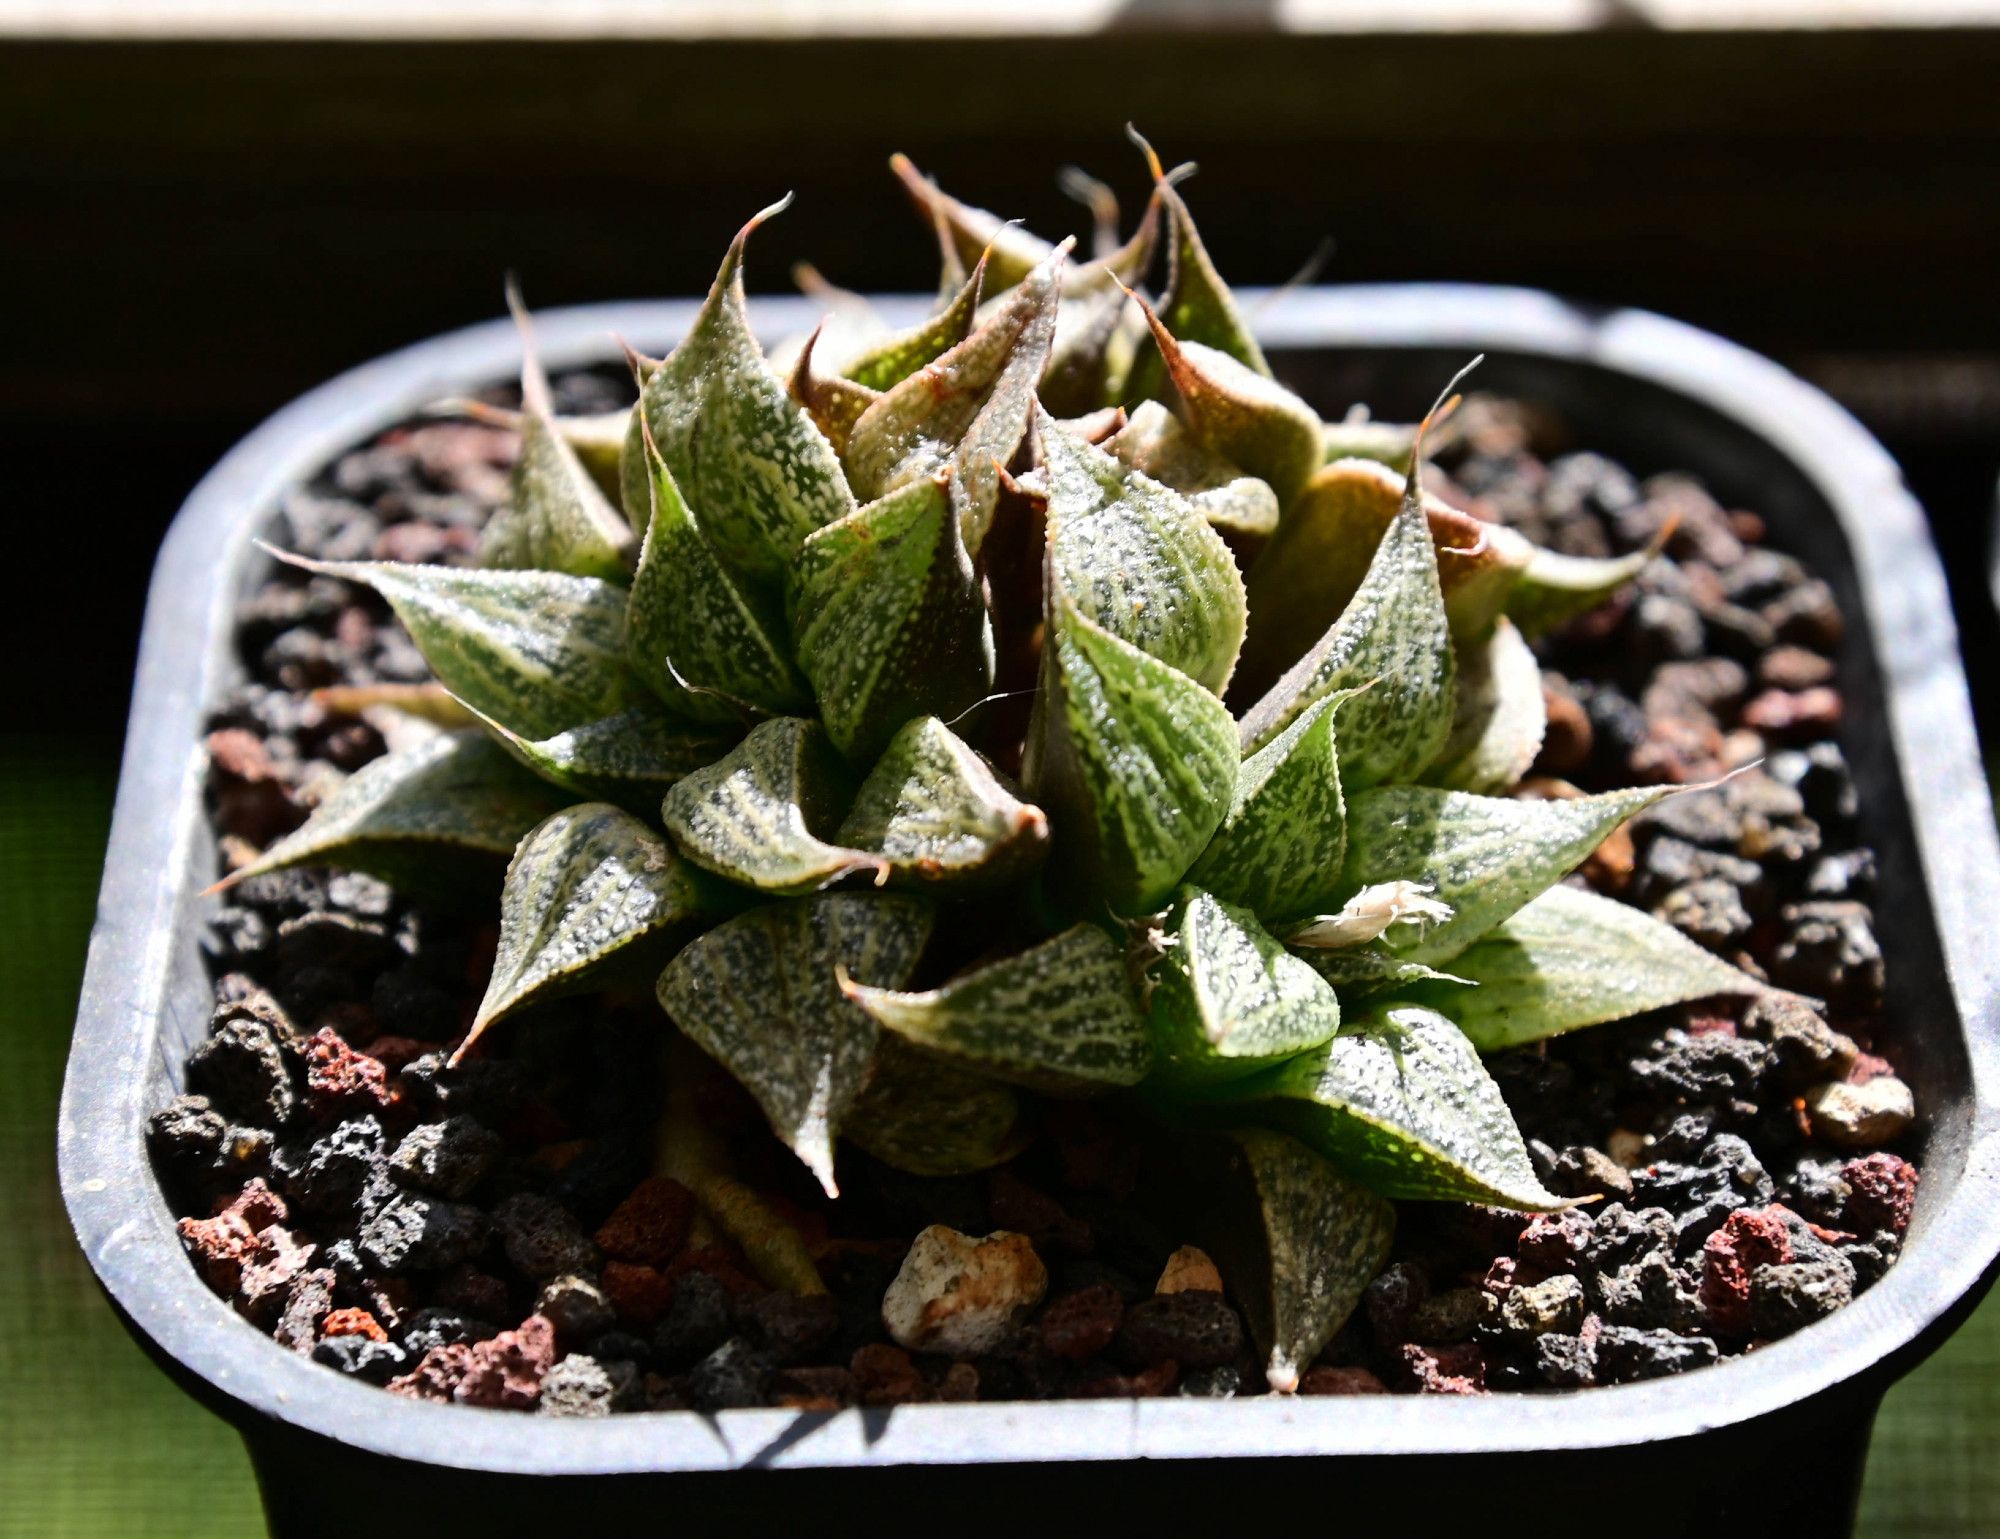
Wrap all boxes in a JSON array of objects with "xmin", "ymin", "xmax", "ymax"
[{"xmin": 60, "ymin": 287, "xmax": 2000, "ymax": 1479}]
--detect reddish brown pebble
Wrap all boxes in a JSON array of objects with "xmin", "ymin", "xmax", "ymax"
[
  {"xmin": 1843, "ymin": 1152, "xmax": 1919, "ymax": 1239},
  {"xmin": 206, "ymin": 728, "xmax": 302, "ymax": 844},
  {"xmin": 1038, "ymin": 1284, "xmax": 1125, "ymax": 1361},
  {"xmin": 1536, "ymin": 680, "xmax": 1592, "ymax": 773},
  {"xmin": 1071, "ymin": 1360, "xmax": 1178, "ymax": 1399},
  {"xmin": 435, "ymin": 1264, "xmax": 510, "ymax": 1323},
  {"xmin": 358, "ymin": 1036, "xmax": 438, "ymax": 1074},
  {"xmin": 665, "ymin": 1243, "xmax": 764, "ymax": 1298},
  {"xmin": 389, "ymin": 1343, "xmax": 476, "ymax": 1402},
  {"xmin": 773, "ymin": 1366, "xmax": 857, "ymax": 1410},
  {"xmin": 1845, "ymin": 1052, "xmax": 1896, "ymax": 1085},
  {"xmin": 1298, "ymin": 1366, "xmax": 1389, "ymax": 1396},
  {"xmin": 937, "ymin": 1362, "xmax": 980, "ymax": 1402},
  {"xmin": 1741, "ymin": 686, "xmax": 1842, "ymax": 738},
  {"xmin": 301, "ymin": 1027, "xmax": 391, "ymax": 1121},
  {"xmin": 1396, "ymin": 1342, "xmax": 1487, "ymax": 1395},
  {"xmin": 594, "ymin": 1176, "xmax": 698, "ymax": 1267},
  {"xmin": 1699, "ymin": 1205, "xmax": 1795, "ymax": 1336},
  {"xmin": 320, "ymin": 1308, "xmax": 387, "ymax": 1343},
  {"xmin": 600, "ymin": 1261, "xmax": 676, "ymax": 1331},
  {"xmin": 1758, "ymin": 645, "xmax": 1835, "ymax": 692},
  {"xmin": 850, "ymin": 1343, "xmax": 926, "ymax": 1406},
  {"xmin": 1155, "ymin": 1245, "xmax": 1224, "ymax": 1296},
  {"xmin": 454, "ymin": 1316, "xmax": 556, "ymax": 1410}
]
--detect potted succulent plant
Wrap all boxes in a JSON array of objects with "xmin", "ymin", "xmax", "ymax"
[{"xmin": 63, "ymin": 141, "xmax": 2000, "ymax": 1538}]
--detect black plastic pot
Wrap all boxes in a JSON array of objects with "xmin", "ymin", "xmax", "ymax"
[{"xmin": 61, "ymin": 286, "xmax": 2000, "ymax": 1539}]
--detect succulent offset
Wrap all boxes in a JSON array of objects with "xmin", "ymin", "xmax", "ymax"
[{"xmin": 233, "ymin": 142, "xmax": 1770, "ymax": 1391}]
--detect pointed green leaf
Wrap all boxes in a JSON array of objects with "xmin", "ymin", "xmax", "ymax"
[
  {"xmin": 658, "ymin": 891, "xmax": 933, "ymax": 1194},
  {"xmin": 1039, "ymin": 188, "xmax": 1165, "ymax": 417},
  {"xmin": 1422, "ymin": 618, "xmax": 1546, "ymax": 794},
  {"xmin": 842, "ymin": 253, "xmax": 987, "ymax": 391},
  {"xmin": 468, "ymin": 803, "xmax": 721, "ymax": 1046},
  {"xmin": 661, "ymin": 717, "xmax": 883, "ymax": 896},
  {"xmin": 1506, "ymin": 542, "xmax": 1655, "ymax": 638},
  {"xmin": 1197, "ymin": 1129, "xmax": 1395, "ymax": 1392},
  {"xmin": 1136, "ymin": 298, "xmax": 1321, "ymax": 505},
  {"xmin": 222, "ymin": 729, "xmax": 564, "ymax": 892},
  {"xmin": 889, "ymin": 152, "xmax": 1056, "ymax": 292},
  {"xmin": 623, "ymin": 419, "xmax": 808, "ymax": 724},
  {"xmin": 274, "ymin": 551, "xmax": 636, "ymax": 741},
  {"xmin": 1039, "ymin": 407, "xmax": 1247, "ymax": 696},
  {"xmin": 836, "ymin": 716, "xmax": 1048, "ymax": 889},
  {"xmin": 1244, "ymin": 1003, "xmax": 1566, "ymax": 1209},
  {"xmin": 1148, "ymin": 888, "xmax": 1342, "ymax": 1086},
  {"xmin": 1024, "ymin": 598, "xmax": 1239, "ymax": 915},
  {"xmin": 638, "ymin": 201, "xmax": 857, "ymax": 583},
  {"xmin": 844, "ymin": 924, "xmax": 1149, "ymax": 1094},
  {"xmin": 1293, "ymin": 946, "xmax": 1469, "ymax": 997},
  {"xmin": 1188, "ymin": 690, "xmax": 1354, "ymax": 920},
  {"xmin": 1425, "ymin": 883, "xmax": 1769, "ymax": 1051},
  {"xmin": 1338, "ymin": 782, "xmax": 1674, "ymax": 963},
  {"xmin": 791, "ymin": 475, "xmax": 995, "ymax": 763},
  {"xmin": 844, "ymin": 242, "xmax": 1068, "ymax": 553},
  {"xmin": 1237, "ymin": 464, "xmax": 1457, "ymax": 791},
  {"xmin": 786, "ymin": 322, "xmax": 881, "ymax": 457},
  {"xmin": 843, "ymin": 1036, "xmax": 1029, "ymax": 1177},
  {"xmin": 1108, "ymin": 400, "xmax": 1279, "ymax": 541},
  {"xmin": 476, "ymin": 700, "xmax": 737, "ymax": 813}
]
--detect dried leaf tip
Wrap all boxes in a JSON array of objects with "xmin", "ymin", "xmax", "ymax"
[
  {"xmin": 713, "ymin": 193, "xmax": 796, "ymax": 295},
  {"xmin": 503, "ymin": 275, "xmax": 554, "ymax": 419}
]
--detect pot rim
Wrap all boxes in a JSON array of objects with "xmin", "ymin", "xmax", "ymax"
[{"xmin": 60, "ymin": 283, "xmax": 2000, "ymax": 1474}]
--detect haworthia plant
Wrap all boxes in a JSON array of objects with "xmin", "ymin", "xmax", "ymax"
[{"xmin": 260, "ymin": 145, "xmax": 1765, "ymax": 1389}]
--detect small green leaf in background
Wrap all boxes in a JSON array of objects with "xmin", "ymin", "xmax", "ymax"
[
  {"xmin": 1107, "ymin": 400, "xmax": 1279, "ymax": 542},
  {"xmin": 476, "ymin": 700, "xmax": 737, "ymax": 813},
  {"xmin": 844, "ymin": 241, "xmax": 1069, "ymax": 554},
  {"xmin": 218, "ymin": 729, "xmax": 563, "ymax": 892},
  {"xmin": 790, "ymin": 473, "xmax": 995, "ymax": 764},
  {"xmin": 623, "ymin": 416, "xmax": 808, "ymax": 724},
  {"xmin": 836, "ymin": 716, "xmax": 1049, "ymax": 889},
  {"xmin": 843, "ymin": 1036, "xmax": 1029, "ymax": 1177},
  {"xmin": 271, "ymin": 551, "xmax": 637, "ymax": 741},
  {"xmin": 841, "ymin": 251, "xmax": 988, "ymax": 391},
  {"xmin": 844, "ymin": 923, "xmax": 1149, "ymax": 1094},
  {"xmin": 1245, "ymin": 1003, "xmax": 1567, "ymax": 1210},
  {"xmin": 466, "ymin": 803, "xmax": 720, "ymax": 1050},
  {"xmin": 1038, "ymin": 406, "xmax": 1247, "ymax": 696},
  {"xmin": 658, "ymin": 890, "xmax": 933, "ymax": 1194},
  {"xmin": 476, "ymin": 285, "xmax": 637, "ymax": 581},
  {"xmin": 661, "ymin": 717, "xmax": 883, "ymax": 895},
  {"xmin": 1024, "ymin": 596, "xmax": 1240, "ymax": 915},
  {"xmin": 1148, "ymin": 888, "xmax": 1342, "ymax": 1086},
  {"xmin": 638, "ymin": 197, "xmax": 857, "ymax": 583},
  {"xmin": 1425, "ymin": 882, "xmax": 1769, "ymax": 1051},
  {"xmin": 1422, "ymin": 617, "xmax": 1548, "ymax": 794},
  {"xmin": 1506, "ymin": 540, "xmax": 1661, "ymax": 639},
  {"xmin": 1338, "ymin": 782, "xmax": 1674, "ymax": 963},
  {"xmin": 888, "ymin": 152, "xmax": 1055, "ymax": 292},
  {"xmin": 1188, "ymin": 690, "xmax": 1354, "ymax": 921}
]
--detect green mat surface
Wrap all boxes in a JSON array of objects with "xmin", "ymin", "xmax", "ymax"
[{"xmin": 0, "ymin": 731, "xmax": 1990, "ymax": 1536}]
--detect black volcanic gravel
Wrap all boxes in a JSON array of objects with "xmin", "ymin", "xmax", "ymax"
[{"xmin": 155, "ymin": 379, "xmax": 1918, "ymax": 1408}]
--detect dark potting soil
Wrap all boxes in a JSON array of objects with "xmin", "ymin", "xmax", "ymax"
[{"xmin": 155, "ymin": 371, "xmax": 1919, "ymax": 1412}]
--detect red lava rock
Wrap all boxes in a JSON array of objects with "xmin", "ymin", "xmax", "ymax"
[
  {"xmin": 665, "ymin": 1243, "xmax": 763, "ymax": 1298},
  {"xmin": 851, "ymin": 1343, "xmax": 926, "ymax": 1406},
  {"xmin": 1519, "ymin": 1209, "xmax": 1593, "ymax": 1272},
  {"xmin": 773, "ymin": 1365, "xmax": 857, "ymax": 1410},
  {"xmin": 1629, "ymin": 715, "xmax": 1726, "ymax": 785},
  {"xmin": 600, "ymin": 1260, "xmax": 676, "ymax": 1331},
  {"xmin": 1038, "ymin": 1284, "xmax": 1125, "ymax": 1361},
  {"xmin": 454, "ymin": 1316, "xmax": 557, "ymax": 1410},
  {"xmin": 593, "ymin": 1176, "xmax": 698, "ymax": 1267},
  {"xmin": 358, "ymin": 1035, "xmax": 439, "ymax": 1074},
  {"xmin": 177, "ymin": 1179, "xmax": 292, "ymax": 1294},
  {"xmin": 1699, "ymin": 1206, "xmax": 1797, "ymax": 1336},
  {"xmin": 321, "ymin": 1308, "xmax": 388, "ymax": 1343},
  {"xmin": 206, "ymin": 728, "xmax": 302, "ymax": 844},
  {"xmin": 1843, "ymin": 1152, "xmax": 1920, "ymax": 1239},
  {"xmin": 1071, "ymin": 1360, "xmax": 1178, "ymax": 1399},
  {"xmin": 435, "ymin": 1263, "xmax": 511, "ymax": 1323},
  {"xmin": 1686, "ymin": 1012, "xmax": 1740, "ymax": 1038},
  {"xmin": 1299, "ymin": 1366, "xmax": 1389, "ymax": 1396},
  {"xmin": 1395, "ymin": 1342, "xmax": 1488, "ymax": 1395},
  {"xmin": 1741, "ymin": 686, "xmax": 1843, "ymax": 738},
  {"xmin": 389, "ymin": 1343, "xmax": 476, "ymax": 1403},
  {"xmin": 301, "ymin": 1027, "xmax": 391, "ymax": 1122},
  {"xmin": 1536, "ymin": 679, "xmax": 1592, "ymax": 774}
]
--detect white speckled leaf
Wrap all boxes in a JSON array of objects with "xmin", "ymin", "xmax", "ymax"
[
  {"xmin": 1023, "ymin": 597, "xmax": 1239, "ymax": 915},
  {"xmin": 1422, "ymin": 618, "xmax": 1547, "ymax": 794},
  {"xmin": 1136, "ymin": 299, "xmax": 1321, "ymax": 505},
  {"xmin": 658, "ymin": 890, "xmax": 933, "ymax": 1194},
  {"xmin": 1107, "ymin": 401, "xmax": 1279, "ymax": 541},
  {"xmin": 844, "ymin": 923, "xmax": 1149, "ymax": 1094},
  {"xmin": 1148, "ymin": 888, "xmax": 1342, "ymax": 1087},
  {"xmin": 1187, "ymin": 689, "xmax": 1355, "ymax": 921},
  {"xmin": 1237, "ymin": 460, "xmax": 1457, "ymax": 791},
  {"xmin": 273, "ymin": 551, "xmax": 636, "ymax": 741},
  {"xmin": 475, "ymin": 699, "xmax": 737, "ymax": 814},
  {"xmin": 661, "ymin": 717, "xmax": 882, "ymax": 895},
  {"xmin": 638, "ymin": 200, "xmax": 857, "ymax": 583},
  {"xmin": 844, "ymin": 242, "xmax": 1068, "ymax": 553},
  {"xmin": 1338, "ymin": 782, "xmax": 1674, "ymax": 964},
  {"xmin": 1426, "ymin": 883, "xmax": 1769, "ymax": 1051},
  {"xmin": 842, "ymin": 252, "xmax": 987, "ymax": 391},
  {"xmin": 1244, "ymin": 1003, "xmax": 1566, "ymax": 1209},
  {"xmin": 1506, "ymin": 543, "xmax": 1656, "ymax": 638},
  {"xmin": 1216, "ymin": 1128, "xmax": 1396, "ymax": 1392},
  {"xmin": 225, "ymin": 729, "xmax": 564, "ymax": 890},
  {"xmin": 843, "ymin": 1035, "xmax": 1029, "ymax": 1177},
  {"xmin": 836, "ymin": 716, "xmax": 1048, "ymax": 889},
  {"xmin": 1039, "ymin": 407, "xmax": 1247, "ymax": 697},
  {"xmin": 468, "ymin": 803, "xmax": 721, "ymax": 1045},
  {"xmin": 791, "ymin": 474, "xmax": 995, "ymax": 763},
  {"xmin": 623, "ymin": 418, "xmax": 808, "ymax": 724},
  {"xmin": 888, "ymin": 152, "xmax": 1055, "ymax": 292}
]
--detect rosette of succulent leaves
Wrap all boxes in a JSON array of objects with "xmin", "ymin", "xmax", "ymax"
[{"xmin": 237, "ymin": 140, "xmax": 1771, "ymax": 1391}]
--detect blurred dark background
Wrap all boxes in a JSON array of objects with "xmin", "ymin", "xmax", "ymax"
[{"xmin": 4, "ymin": 10, "xmax": 1999, "ymax": 1534}]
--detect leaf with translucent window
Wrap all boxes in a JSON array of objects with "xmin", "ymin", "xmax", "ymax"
[
  {"xmin": 836, "ymin": 716, "xmax": 1048, "ymax": 889},
  {"xmin": 476, "ymin": 699, "xmax": 736, "ymax": 812}
]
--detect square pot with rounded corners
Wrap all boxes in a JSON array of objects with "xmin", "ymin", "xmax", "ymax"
[{"xmin": 61, "ymin": 285, "xmax": 2000, "ymax": 1539}]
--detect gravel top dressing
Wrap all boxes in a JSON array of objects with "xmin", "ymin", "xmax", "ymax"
[{"xmin": 151, "ymin": 361, "xmax": 1917, "ymax": 1415}]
